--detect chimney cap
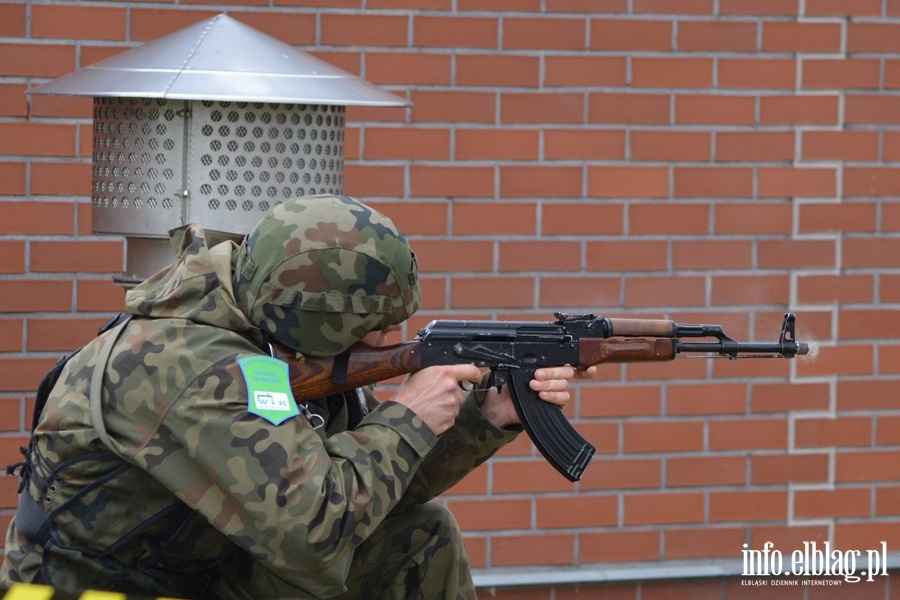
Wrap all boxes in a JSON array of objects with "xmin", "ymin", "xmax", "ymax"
[{"xmin": 32, "ymin": 13, "xmax": 409, "ymax": 107}]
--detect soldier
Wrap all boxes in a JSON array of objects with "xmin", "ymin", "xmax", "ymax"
[{"xmin": 1, "ymin": 195, "xmax": 590, "ymax": 599}]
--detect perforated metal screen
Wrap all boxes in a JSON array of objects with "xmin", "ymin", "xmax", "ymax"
[{"xmin": 91, "ymin": 97, "xmax": 346, "ymax": 237}]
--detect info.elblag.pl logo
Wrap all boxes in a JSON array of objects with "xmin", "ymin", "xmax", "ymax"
[{"xmin": 741, "ymin": 541, "xmax": 889, "ymax": 586}]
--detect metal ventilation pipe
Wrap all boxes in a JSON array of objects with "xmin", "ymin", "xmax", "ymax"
[{"xmin": 33, "ymin": 13, "xmax": 407, "ymax": 285}]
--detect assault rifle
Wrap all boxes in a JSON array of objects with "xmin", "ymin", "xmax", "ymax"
[{"xmin": 284, "ymin": 312, "xmax": 809, "ymax": 482}]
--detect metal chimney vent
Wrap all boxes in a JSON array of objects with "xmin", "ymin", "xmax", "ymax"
[{"xmin": 34, "ymin": 13, "xmax": 407, "ymax": 284}]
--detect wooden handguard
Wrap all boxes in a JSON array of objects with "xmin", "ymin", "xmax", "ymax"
[{"xmin": 606, "ymin": 318, "xmax": 677, "ymax": 337}]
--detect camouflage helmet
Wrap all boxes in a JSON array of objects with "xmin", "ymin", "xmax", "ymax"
[{"xmin": 233, "ymin": 195, "xmax": 420, "ymax": 357}]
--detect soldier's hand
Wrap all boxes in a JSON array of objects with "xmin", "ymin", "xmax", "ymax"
[{"xmin": 392, "ymin": 364, "xmax": 482, "ymax": 435}]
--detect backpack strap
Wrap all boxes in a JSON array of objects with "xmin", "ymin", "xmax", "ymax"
[{"xmin": 88, "ymin": 315, "xmax": 132, "ymax": 452}]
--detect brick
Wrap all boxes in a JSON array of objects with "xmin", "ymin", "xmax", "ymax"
[
  {"xmin": 30, "ymin": 241, "xmax": 124, "ymax": 274},
  {"xmin": 412, "ymin": 166, "xmax": 495, "ymax": 198},
  {"xmin": 369, "ymin": 201, "xmax": 447, "ymax": 235},
  {"xmin": 76, "ymin": 278, "xmax": 126, "ymax": 313},
  {"xmin": 796, "ymin": 417, "xmax": 872, "ymax": 449},
  {"xmin": 720, "ymin": 0, "xmax": 799, "ymax": 15},
  {"xmin": 446, "ymin": 498, "xmax": 531, "ymax": 530},
  {"xmin": 547, "ymin": 0, "xmax": 628, "ymax": 11},
  {"xmin": 623, "ymin": 421, "xmax": 704, "ymax": 453},
  {"xmin": 667, "ymin": 383, "xmax": 747, "ymax": 415},
  {"xmin": 363, "ymin": 127, "xmax": 450, "ymax": 160},
  {"xmin": 130, "ymin": 9, "xmax": 220, "ymax": 41},
  {"xmin": 579, "ymin": 458, "xmax": 661, "ymax": 490},
  {"xmin": 677, "ymin": 20, "xmax": 757, "ymax": 52},
  {"xmin": 875, "ymin": 415, "xmax": 900, "ymax": 446},
  {"xmin": 0, "ymin": 43, "xmax": 77, "ymax": 78},
  {"xmin": 0, "ymin": 357, "xmax": 58, "ymax": 393},
  {"xmin": 797, "ymin": 274, "xmax": 874, "ymax": 305},
  {"xmin": 589, "ymin": 93, "xmax": 670, "ymax": 125},
  {"xmin": 227, "ymin": 11, "xmax": 315, "ymax": 45},
  {"xmin": 503, "ymin": 17, "xmax": 586, "ymax": 50},
  {"xmin": 26, "ymin": 317, "xmax": 108, "ymax": 353},
  {"xmin": 500, "ymin": 166, "xmax": 582, "ymax": 198},
  {"xmin": 760, "ymin": 95, "xmax": 839, "ymax": 126},
  {"xmin": 796, "ymin": 344, "xmax": 874, "ymax": 378},
  {"xmin": 0, "ymin": 84, "xmax": 27, "ymax": 118},
  {"xmin": 0, "ymin": 123, "xmax": 77, "ymax": 158},
  {"xmin": 586, "ymin": 240, "xmax": 667, "ymax": 271},
  {"xmin": 718, "ymin": 59, "xmax": 796, "ymax": 89},
  {"xmin": 675, "ymin": 94, "xmax": 756, "ymax": 125},
  {"xmin": 844, "ymin": 167, "xmax": 900, "ymax": 196},
  {"xmin": 0, "ymin": 280, "xmax": 73, "ymax": 313},
  {"xmin": 878, "ymin": 487, "xmax": 900, "ymax": 514},
  {"xmin": 843, "ymin": 238, "xmax": 900, "ymax": 268},
  {"xmin": 343, "ymin": 164, "xmax": 405, "ymax": 197},
  {"xmin": 847, "ymin": 22, "xmax": 900, "ymax": 53},
  {"xmin": 795, "ymin": 489, "xmax": 871, "ymax": 519},
  {"xmin": 538, "ymin": 276, "xmax": 622, "ymax": 309},
  {"xmin": 631, "ymin": 203, "xmax": 709, "ymax": 235},
  {"xmin": 32, "ymin": 5, "xmax": 127, "ymax": 40},
  {"xmin": 837, "ymin": 450, "xmax": 900, "ymax": 482},
  {"xmin": 0, "ymin": 3, "xmax": 26, "ymax": 36},
  {"xmin": 412, "ymin": 240, "xmax": 493, "ymax": 273},
  {"xmin": 624, "ymin": 492, "xmax": 704, "ymax": 525},
  {"xmin": 456, "ymin": 54, "xmax": 539, "ymax": 87},
  {"xmin": 631, "ymin": 131, "xmax": 710, "ymax": 162},
  {"xmin": 0, "ymin": 319, "xmax": 23, "ymax": 353},
  {"xmin": 672, "ymin": 240, "xmax": 753, "ymax": 270},
  {"xmin": 626, "ymin": 276, "xmax": 707, "ymax": 308},
  {"xmin": 492, "ymin": 533, "xmax": 575, "ymax": 567},
  {"xmin": 453, "ymin": 202, "xmax": 535, "ymax": 235},
  {"xmin": 714, "ymin": 203, "xmax": 793, "ymax": 235},
  {"xmin": 536, "ymin": 495, "xmax": 618, "ymax": 528},
  {"xmin": 674, "ymin": 167, "xmax": 753, "ymax": 199},
  {"xmin": 580, "ymin": 384, "xmax": 661, "ymax": 418},
  {"xmin": 844, "ymin": 94, "xmax": 900, "ymax": 125},
  {"xmin": 493, "ymin": 458, "xmax": 577, "ymax": 495},
  {"xmin": 588, "ymin": 166, "xmax": 669, "ymax": 198},
  {"xmin": 763, "ymin": 21, "xmax": 842, "ymax": 53},
  {"xmin": 807, "ymin": 0, "xmax": 881, "ymax": 15},
  {"xmin": 544, "ymin": 56, "xmax": 626, "ymax": 87},
  {"xmin": 751, "ymin": 453, "xmax": 830, "ymax": 484},
  {"xmin": 30, "ymin": 162, "xmax": 92, "ymax": 197},
  {"xmin": 365, "ymin": 52, "xmax": 451, "ymax": 85},
  {"xmin": 709, "ymin": 418, "xmax": 787, "ymax": 450},
  {"xmin": 31, "ymin": 95, "xmax": 93, "ymax": 120},
  {"xmin": 501, "ymin": 93, "xmax": 585, "ymax": 124},
  {"xmin": 410, "ymin": 91, "xmax": 496, "ymax": 124},
  {"xmin": 635, "ymin": 0, "xmax": 713, "ymax": 13},
  {"xmin": 631, "ymin": 58, "xmax": 713, "ymax": 89},
  {"xmin": 450, "ymin": 277, "xmax": 534, "ymax": 309},
  {"xmin": 413, "ymin": 15, "xmax": 497, "ymax": 49},
  {"xmin": 709, "ymin": 490, "xmax": 787, "ymax": 522},
  {"xmin": 323, "ymin": 13, "xmax": 409, "ymax": 47},
  {"xmin": 579, "ymin": 530, "xmax": 660, "ymax": 563},
  {"xmin": 839, "ymin": 309, "xmax": 900, "ymax": 341},
  {"xmin": 665, "ymin": 528, "xmax": 746, "ymax": 560},
  {"xmin": 712, "ymin": 274, "xmax": 790, "ymax": 306},
  {"xmin": 802, "ymin": 58, "xmax": 881, "ymax": 90},
  {"xmin": 760, "ymin": 167, "xmax": 837, "ymax": 198},
  {"xmin": 0, "ymin": 201, "xmax": 75, "ymax": 235},
  {"xmin": 544, "ymin": 129, "xmax": 626, "ymax": 160},
  {"xmin": 456, "ymin": 129, "xmax": 540, "ymax": 161},
  {"xmin": 716, "ymin": 131, "xmax": 794, "ymax": 162},
  {"xmin": 590, "ymin": 19, "xmax": 672, "ymax": 51},
  {"xmin": 499, "ymin": 241, "xmax": 581, "ymax": 272},
  {"xmin": 542, "ymin": 202, "xmax": 624, "ymax": 235},
  {"xmin": 0, "ymin": 241, "xmax": 25, "ymax": 274},
  {"xmin": 758, "ymin": 239, "xmax": 836, "ymax": 269},
  {"xmin": 667, "ymin": 456, "xmax": 746, "ymax": 487},
  {"xmin": 801, "ymin": 131, "xmax": 879, "ymax": 161}
]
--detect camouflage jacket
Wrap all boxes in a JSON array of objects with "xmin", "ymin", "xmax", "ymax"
[{"xmin": 1, "ymin": 225, "xmax": 516, "ymax": 599}]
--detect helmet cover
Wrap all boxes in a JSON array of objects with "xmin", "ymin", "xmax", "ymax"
[{"xmin": 233, "ymin": 195, "xmax": 420, "ymax": 357}]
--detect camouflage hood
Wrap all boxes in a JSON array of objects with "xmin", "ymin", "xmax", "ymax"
[
  {"xmin": 124, "ymin": 224, "xmax": 264, "ymax": 345},
  {"xmin": 233, "ymin": 195, "xmax": 420, "ymax": 357}
]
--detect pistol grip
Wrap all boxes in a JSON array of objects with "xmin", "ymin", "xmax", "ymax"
[{"xmin": 507, "ymin": 367, "xmax": 595, "ymax": 482}]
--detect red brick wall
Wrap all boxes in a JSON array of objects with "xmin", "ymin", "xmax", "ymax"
[{"xmin": 2, "ymin": 0, "xmax": 900, "ymax": 595}]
